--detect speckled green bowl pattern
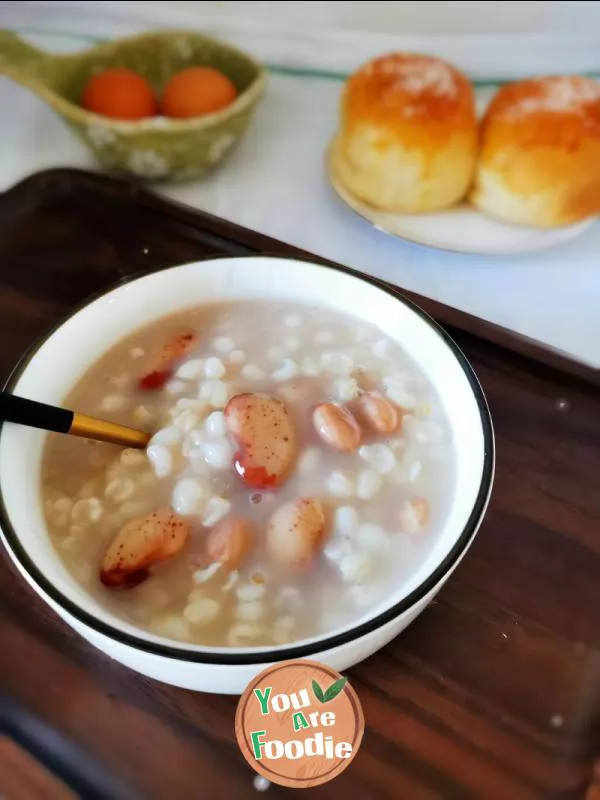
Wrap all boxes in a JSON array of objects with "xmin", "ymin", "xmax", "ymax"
[{"xmin": 0, "ymin": 30, "xmax": 266, "ymax": 181}]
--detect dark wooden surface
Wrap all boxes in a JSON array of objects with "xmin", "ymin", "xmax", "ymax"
[
  {"xmin": 0, "ymin": 736, "xmax": 76, "ymax": 800},
  {"xmin": 0, "ymin": 169, "xmax": 598, "ymax": 800}
]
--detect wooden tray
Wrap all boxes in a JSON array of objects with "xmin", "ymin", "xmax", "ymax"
[{"xmin": 0, "ymin": 168, "xmax": 598, "ymax": 799}]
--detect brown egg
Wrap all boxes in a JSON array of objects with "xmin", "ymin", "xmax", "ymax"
[
  {"xmin": 82, "ymin": 68, "xmax": 157, "ymax": 120},
  {"xmin": 161, "ymin": 66, "xmax": 238, "ymax": 118}
]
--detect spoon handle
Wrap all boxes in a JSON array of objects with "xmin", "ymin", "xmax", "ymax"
[
  {"xmin": 0, "ymin": 392, "xmax": 72, "ymax": 433},
  {"xmin": 70, "ymin": 414, "xmax": 151, "ymax": 449},
  {"xmin": 0, "ymin": 393, "xmax": 151, "ymax": 449}
]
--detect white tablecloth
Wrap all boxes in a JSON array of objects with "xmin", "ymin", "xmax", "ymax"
[{"xmin": 1, "ymin": 1, "xmax": 599, "ymax": 369}]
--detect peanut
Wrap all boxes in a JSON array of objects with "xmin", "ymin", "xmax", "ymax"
[
  {"xmin": 100, "ymin": 507, "xmax": 189, "ymax": 588},
  {"xmin": 206, "ymin": 517, "xmax": 253, "ymax": 569},
  {"xmin": 356, "ymin": 391, "xmax": 399, "ymax": 434},
  {"xmin": 313, "ymin": 403, "xmax": 361, "ymax": 452},
  {"xmin": 398, "ymin": 498, "xmax": 429, "ymax": 534},
  {"xmin": 267, "ymin": 497, "xmax": 325, "ymax": 570},
  {"xmin": 225, "ymin": 393, "xmax": 296, "ymax": 488}
]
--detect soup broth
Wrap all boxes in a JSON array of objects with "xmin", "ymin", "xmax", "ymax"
[{"xmin": 42, "ymin": 301, "xmax": 455, "ymax": 647}]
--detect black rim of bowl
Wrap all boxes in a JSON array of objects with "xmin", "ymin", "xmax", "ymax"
[{"xmin": 0, "ymin": 256, "xmax": 495, "ymax": 666}]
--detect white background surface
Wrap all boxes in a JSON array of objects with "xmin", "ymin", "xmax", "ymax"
[
  {"xmin": 166, "ymin": 0, "xmax": 600, "ymax": 35},
  {"xmin": 0, "ymin": 1, "xmax": 599, "ymax": 369}
]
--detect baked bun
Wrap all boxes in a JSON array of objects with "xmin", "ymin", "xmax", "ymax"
[
  {"xmin": 470, "ymin": 76, "xmax": 600, "ymax": 227},
  {"xmin": 332, "ymin": 53, "xmax": 477, "ymax": 212}
]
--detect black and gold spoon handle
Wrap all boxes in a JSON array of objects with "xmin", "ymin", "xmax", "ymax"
[{"xmin": 0, "ymin": 393, "xmax": 151, "ymax": 449}]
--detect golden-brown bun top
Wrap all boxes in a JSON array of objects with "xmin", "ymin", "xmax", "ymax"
[
  {"xmin": 342, "ymin": 53, "xmax": 476, "ymax": 132},
  {"xmin": 482, "ymin": 76, "xmax": 600, "ymax": 147}
]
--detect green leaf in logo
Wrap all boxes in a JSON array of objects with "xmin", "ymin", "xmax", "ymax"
[
  {"xmin": 312, "ymin": 679, "xmax": 325, "ymax": 703},
  {"xmin": 323, "ymin": 677, "xmax": 348, "ymax": 703}
]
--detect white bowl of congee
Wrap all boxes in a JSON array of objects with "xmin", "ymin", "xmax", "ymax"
[{"xmin": 0, "ymin": 256, "xmax": 493, "ymax": 693}]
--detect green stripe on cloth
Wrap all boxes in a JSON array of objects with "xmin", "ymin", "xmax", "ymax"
[{"xmin": 12, "ymin": 25, "xmax": 600, "ymax": 86}]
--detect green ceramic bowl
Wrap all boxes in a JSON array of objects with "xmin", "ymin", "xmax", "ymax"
[{"xmin": 0, "ymin": 29, "xmax": 267, "ymax": 181}]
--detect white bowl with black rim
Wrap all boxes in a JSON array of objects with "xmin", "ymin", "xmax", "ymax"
[{"xmin": 0, "ymin": 256, "xmax": 494, "ymax": 694}]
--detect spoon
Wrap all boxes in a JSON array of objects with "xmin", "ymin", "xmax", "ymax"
[
  {"xmin": 0, "ymin": 393, "xmax": 151, "ymax": 450},
  {"xmin": 0, "ymin": 29, "xmax": 266, "ymax": 182}
]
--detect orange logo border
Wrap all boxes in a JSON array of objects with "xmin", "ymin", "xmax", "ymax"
[{"xmin": 236, "ymin": 659, "xmax": 364, "ymax": 789}]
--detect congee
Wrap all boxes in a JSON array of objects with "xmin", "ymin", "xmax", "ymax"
[{"xmin": 42, "ymin": 301, "xmax": 454, "ymax": 647}]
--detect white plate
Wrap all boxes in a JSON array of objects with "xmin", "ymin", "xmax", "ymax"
[{"xmin": 327, "ymin": 146, "xmax": 594, "ymax": 255}]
